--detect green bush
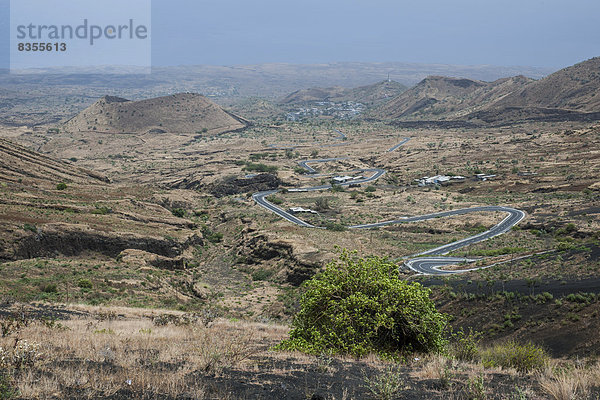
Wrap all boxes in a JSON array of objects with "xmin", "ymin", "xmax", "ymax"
[
  {"xmin": 468, "ymin": 247, "xmax": 527, "ymax": 257},
  {"xmin": 201, "ymin": 226, "xmax": 223, "ymax": 243},
  {"xmin": 40, "ymin": 283, "xmax": 58, "ymax": 294},
  {"xmin": 450, "ymin": 328, "xmax": 481, "ymax": 361},
  {"xmin": 324, "ymin": 222, "xmax": 347, "ymax": 231},
  {"xmin": 294, "ymin": 166, "xmax": 308, "ymax": 175},
  {"xmin": 0, "ymin": 372, "xmax": 16, "ymax": 399},
  {"xmin": 481, "ymin": 341, "xmax": 548, "ymax": 373},
  {"xmin": 91, "ymin": 205, "xmax": 111, "ymax": 215},
  {"xmin": 251, "ymin": 269, "xmax": 273, "ymax": 281},
  {"xmin": 171, "ymin": 208, "xmax": 186, "ymax": 218},
  {"xmin": 276, "ymin": 250, "xmax": 447, "ymax": 357},
  {"xmin": 314, "ymin": 197, "xmax": 330, "ymax": 211},
  {"xmin": 22, "ymin": 223, "xmax": 37, "ymax": 233},
  {"xmin": 56, "ymin": 182, "xmax": 68, "ymax": 190},
  {"xmin": 78, "ymin": 279, "xmax": 93, "ymax": 289},
  {"xmin": 243, "ymin": 162, "xmax": 278, "ymax": 173},
  {"xmin": 266, "ymin": 195, "xmax": 284, "ymax": 205},
  {"xmin": 363, "ymin": 365, "xmax": 405, "ymax": 400}
]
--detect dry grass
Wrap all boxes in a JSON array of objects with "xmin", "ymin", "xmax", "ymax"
[
  {"xmin": 539, "ymin": 362, "xmax": 600, "ymax": 400},
  {"xmin": 0, "ymin": 305, "xmax": 289, "ymax": 399},
  {"xmin": 415, "ymin": 354, "xmax": 451, "ymax": 381}
]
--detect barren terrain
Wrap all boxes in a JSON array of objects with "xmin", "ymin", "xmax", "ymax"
[{"xmin": 1, "ymin": 58, "xmax": 599, "ymax": 399}]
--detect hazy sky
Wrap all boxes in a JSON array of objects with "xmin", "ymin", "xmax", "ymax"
[{"xmin": 1, "ymin": 0, "xmax": 599, "ymax": 70}]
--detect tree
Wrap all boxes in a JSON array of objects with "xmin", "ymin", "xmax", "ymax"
[
  {"xmin": 277, "ymin": 250, "xmax": 447, "ymax": 357},
  {"xmin": 314, "ymin": 197, "xmax": 330, "ymax": 211}
]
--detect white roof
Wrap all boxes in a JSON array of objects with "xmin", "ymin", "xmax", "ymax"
[{"xmin": 289, "ymin": 207, "xmax": 317, "ymax": 214}]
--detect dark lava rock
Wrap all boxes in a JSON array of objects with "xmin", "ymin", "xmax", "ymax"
[{"xmin": 209, "ymin": 174, "xmax": 281, "ymax": 198}]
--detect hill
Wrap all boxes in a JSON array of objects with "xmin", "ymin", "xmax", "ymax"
[
  {"xmin": 280, "ymin": 86, "xmax": 347, "ymax": 104},
  {"xmin": 63, "ymin": 93, "xmax": 249, "ymax": 135},
  {"xmin": 227, "ymin": 97, "xmax": 286, "ymax": 120},
  {"xmin": 0, "ymin": 137, "xmax": 108, "ymax": 187},
  {"xmin": 371, "ymin": 75, "xmax": 533, "ymax": 120},
  {"xmin": 280, "ymin": 80, "xmax": 407, "ymax": 107},
  {"xmin": 468, "ymin": 57, "xmax": 600, "ymax": 123},
  {"xmin": 373, "ymin": 57, "xmax": 600, "ymax": 124},
  {"xmin": 494, "ymin": 57, "xmax": 600, "ymax": 112}
]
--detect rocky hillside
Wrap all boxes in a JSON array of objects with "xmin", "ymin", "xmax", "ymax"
[
  {"xmin": 0, "ymin": 137, "xmax": 108, "ymax": 187},
  {"xmin": 371, "ymin": 75, "xmax": 533, "ymax": 120},
  {"xmin": 373, "ymin": 57, "xmax": 600, "ymax": 123},
  {"xmin": 0, "ymin": 137, "xmax": 204, "ymax": 266},
  {"xmin": 63, "ymin": 93, "xmax": 249, "ymax": 135},
  {"xmin": 280, "ymin": 80, "xmax": 407, "ymax": 107},
  {"xmin": 493, "ymin": 57, "xmax": 600, "ymax": 112}
]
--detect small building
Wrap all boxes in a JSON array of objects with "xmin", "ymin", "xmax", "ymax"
[
  {"xmin": 332, "ymin": 175, "xmax": 362, "ymax": 184},
  {"xmin": 476, "ymin": 173, "xmax": 497, "ymax": 181},
  {"xmin": 288, "ymin": 207, "xmax": 318, "ymax": 214},
  {"xmin": 416, "ymin": 175, "xmax": 466, "ymax": 186}
]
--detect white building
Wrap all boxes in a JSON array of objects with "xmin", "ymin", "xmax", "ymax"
[
  {"xmin": 288, "ymin": 207, "xmax": 318, "ymax": 214},
  {"xmin": 416, "ymin": 175, "xmax": 466, "ymax": 186},
  {"xmin": 332, "ymin": 175, "xmax": 363, "ymax": 184}
]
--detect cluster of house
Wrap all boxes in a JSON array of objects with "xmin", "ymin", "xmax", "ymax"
[
  {"xmin": 286, "ymin": 101, "xmax": 365, "ymax": 121},
  {"xmin": 414, "ymin": 173, "xmax": 503, "ymax": 186},
  {"xmin": 415, "ymin": 175, "xmax": 467, "ymax": 186}
]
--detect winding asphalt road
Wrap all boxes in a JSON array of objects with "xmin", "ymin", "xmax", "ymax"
[{"xmin": 252, "ymin": 133, "xmax": 526, "ymax": 275}]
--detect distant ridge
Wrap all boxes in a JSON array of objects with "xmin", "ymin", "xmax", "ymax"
[
  {"xmin": 488, "ymin": 57, "xmax": 600, "ymax": 112},
  {"xmin": 280, "ymin": 80, "xmax": 407, "ymax": 108},
  {"xmin": 371, "ymin": 57, "xmax": 600, "ymax": 124},
  {"xmin": 63, "ymin": 93, "xmax": 249, "ymax": 135}
]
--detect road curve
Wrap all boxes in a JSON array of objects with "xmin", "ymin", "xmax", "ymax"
[
  {"xmin": 252, "ymin": 134, "xmax": 526, "ymax": 275},
  {"xmin": 298, "ymin": 158, "xmax": 349, "ymax": 174}
]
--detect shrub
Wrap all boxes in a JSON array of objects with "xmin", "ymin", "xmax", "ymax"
[
  {"xmin": 40, "ymin": 283, "xmax": 58, "ymax": 294},
  {"xmin": 201, "ymin": 226, "xmax": 223, "ymax": 243},
  {"xmin": 294, "ymin": 166, "xmax": 307, "ymax": 175},
  {"xmin": 251, "ymin": 269, "xmax": 273, "ymax": 281},
  {"xmin": 1, "ymin": 340, "xmax": 42, "ymax": 370},
  {"xmin": 266, "ymin": 195, "xmax": 283, "ymax": 205},
  {"xmin": 466, "ymin": 375, "xmax": 487, "ymax": 400},
  {"xmin": 171, "ymin": 208, "xmax": 186, "ymax": 218},
  {"xmin": 314, "ymin": 197, "xmax": 330, "ymax": 211},
  {"xmin": 450, "ymin": 328, "xmax": 481, "ymax": 361},
  {"xmin": 0, "ymin": 372, "xmax": 17, "ymax": 399},
  {"xmin": 481, "ymin": 341, "xmax": 548, "ymax": 373},
  {"xmin": 363, "ymin": 365, "xmax": 406, "ymax": 400},
  {"xmin": 78, "ymin": 279, "xmax": 93, "ymax": 289},
  {"xmin": 22, "ymin": 223, "xmax": 37, "ymax": 233},
  {"xmin": 276, "ymin": 250, "xmax": 448, "ymax": 357},
  {"xmin": 365, "ymin": 185, "xmax": 376, "ymax": 193},
  {"xmin": 56, "ymin": 182, "xmax": 68, "ymax": 190},
  {"xmin": 243, "ymin": 162, "xmax": 278, "ymax": 173},
  {"xmin": 91, "ymin": 205, "xmax": 111, "ymax": 215},
  {"xmin": 324, "ymin": 222, "xmax": 347, "ymax": 231}
]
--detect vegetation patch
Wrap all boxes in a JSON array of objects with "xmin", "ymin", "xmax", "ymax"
[
  {"xmin": 481, "ymin": 341, "xmax": 548, "ymax": 373},
  {"xmin": 277, "ymin": 250, "xmax": 448, "ymax": 357}
]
